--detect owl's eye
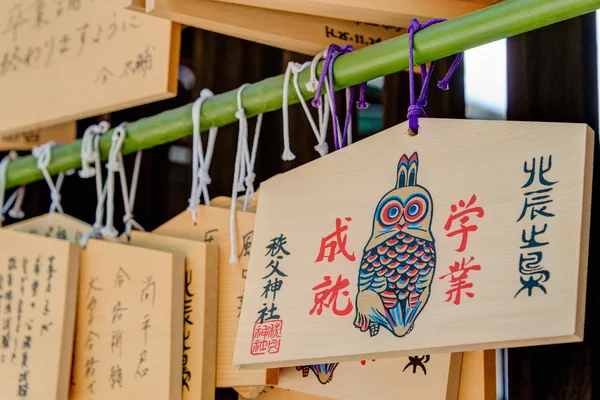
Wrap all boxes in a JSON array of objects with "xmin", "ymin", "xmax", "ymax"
[
  {"xmin": 405, "ymin": 196, "xmax": 427, "ymax": 223},
  {"xmin": 378, "ymin": 198, "xmax": 403, "ymax": 226}
]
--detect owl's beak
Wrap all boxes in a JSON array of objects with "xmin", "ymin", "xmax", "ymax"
[{"xmin": 396, "ymin": 216, "xmax": 407, "ymax": 230}]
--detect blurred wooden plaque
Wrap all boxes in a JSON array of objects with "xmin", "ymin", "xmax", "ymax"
[
  {"xmin": 127, "ymin": 231, "xmax": 219, "ymax": 400},
  {"xmin": 234, "ymin": 119, "xmax": 592, "ymax": 369},
  {"xmin": 209, "ymin": 0, "xmax": 499, "ymax": 26},
  {"xmin": 458, "ymin": 350, "xmax": 496, "ymax": 400},
  {"xmin": 0, "ymin": 122, "xmax": 76, "ymax": 151},
  {"xmin": 9, "ymin": 214, "xmax": 91, "ymax": 244},
  {"xmin": 247, "ymin": 387, "xmax": 330, "ymax": 400},
  {"xmin": 279, "ymin": 353, "xmax": 462, "ymax": 399},
  {"xmin": 0, "ymin": 0, "xmax": 180, "ymax": 135},
  {"xmin": 0, "ymin": 230, "xmax": 79, "ymax": 399},
  {"xmin": 70, "ymin": 239, "xmax": 184, "ymax": 400},
  {"xmin": 138, "ymin": 0, "xmax": 404, "ymax": 55},
  {"xmin": 154, "ymin": 204, "xmax": 279, "ymax": 387}
]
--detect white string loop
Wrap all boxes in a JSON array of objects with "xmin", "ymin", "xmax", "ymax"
[
  {"xmin": 0, "ymin": 151, "xmax": 18, "ymax": 226},
  {"xmin": 100, "ymin": 124, "xmax": 145, "ymax": 240},
  {"xmin": 79, "ymin": 121, "xmax": 110, "ymax": 179},
  {"xmin": 121, "ymin": 150, "xmax": 144, "ymax": 239},
  {"xmin": 230, "ymin": 84, "xmax": 263, "ymax": 263},
  {"xmin": 32, "ymin": 142, "xmax": 65, "ymax": 228},
  {"xmin": 188, "ymin": 88, "xmax": 219, "ymax": 224},
  {"xmin": 7, "ymin": 186, "xmax": 26, "ymax": 220},
  {"xmin": 281, "ymin": 64, "xmax": 297, "ymax": 161},
  {"xmin": 79, "ymin": 122, "xmax": 111, "ymax": 240},
  {"xmin": 307, "ymin": 51, "xmax": 331, "ymax": 157}
]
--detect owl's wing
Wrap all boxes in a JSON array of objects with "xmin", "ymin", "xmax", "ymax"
[
  {"xmin": 358, "ymin": 246, "xmax": 387, "ymax": 294},
  {"xmin": 359, "ymin": 232, "xmax": 435, "ymax": 308}
]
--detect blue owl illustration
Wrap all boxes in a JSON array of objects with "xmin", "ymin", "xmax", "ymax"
[
  {"xmin": 354, "ymin": 152, "xmax": 436, "ymax": 338},
  {"xmin": 296, "ymin": 363, "xmax": 339, "ymax": 384}
]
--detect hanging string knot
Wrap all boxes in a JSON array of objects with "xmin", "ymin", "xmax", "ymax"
[
  {"xmin": 244, "ymin": 172, "xmax": 256, "ymax": 187},
  {"xmin": 7, "ymin": 187, "xmax": 25, "ymax": 220},
  {"xmin": 230, "ymin": 84, "xmax": 263, "ymax": 263},
  {"xmin": 50, "ymin": 191, "xmax": 61, "ymax": 204},
  {"xmin": 305, "ymin": 80, "xmax": 319, "ymax": 93},
  {"xmin": 106, "ymin": 159, "xmax": 121, "ymax": 172},
  {"xmin": 406, "ymin": 18, "xmax": 463, "ymax": 134},
  {"xmin": 314, "ymin": 142, "xmax": 329, "ymax": 157},
  {"xmin": 188, "ymin": 88, "xmax": 219, "ymax": 221},
  {"xmin": 198, "ymin": 168, "xmax": 212, "ymax": 185},
  {"xmin": 32, "ymin": 141, "xmax": 64, "ymax": 228},
  {"xmin": 235, "ymin": 109, "xmax": 246, "ymax": 119},
  {"xmin": 79, "ymin": 122, "xmax": 108, "ymax": 179},
  {"xmin": 407, "ymin": 104, "xmax": 427, "ymax": 119},
  {"xmin": 312, "ymin": 44, "xmax": 365, "ymax": 150},
  {"xmin": 356, "ymin": 82, "xmax": 369, "ymax": 109}
]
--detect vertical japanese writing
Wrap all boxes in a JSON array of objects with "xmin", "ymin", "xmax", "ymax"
[
  {"xmin": 440, "ymin": 195, "xmax": 485, "ymax": 305},
  {"xmin": 136, "ymin": 275, "xmax": 155, "ymax": 379},
  {"xmin": 85, "ymin": 276, "xmax": 102, "ymax": 395},
  {"xmin": 109, "ymin": 266, "xmax": 129, "ymax": 390},
  {"xmin": 250, "ymin": 234, "xmax": 290, "ymax": 356},
  {"xmin": 311, "ymin": 218, "xmax": 355, "ymax": 317},
  {"xmin": 182, "ymin": 269, "xmax": 193, "ymax": 392},
  {"xmin": 515, "ymin": 155, "xmax": 557, "ymax": 297},
  {"xmin": 0, "ymin": 255, "xmax": 58, "ymax": 397}
]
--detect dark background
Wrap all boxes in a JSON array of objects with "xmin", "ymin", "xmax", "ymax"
[{"xmin": 2, "ymin": 12, "xmax": 598, "ymax": 399}]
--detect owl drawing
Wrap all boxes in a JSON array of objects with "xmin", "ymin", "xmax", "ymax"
[{"xmin": 354, "ymin": 152, "xmax": 436, "ymax": 338}]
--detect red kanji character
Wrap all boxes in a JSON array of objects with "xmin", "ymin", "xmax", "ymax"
[
  {"xmin": 309, "ymin": 275, "xmax": 353, "ymax": 316},
  {"xmin": 439, "ymin": 257, "xmax": 481, "ymax": 305},
  {"xmin": 444, "ymin": 195, "xmax": 484, "ymax": 252},
  {"xmin": 315, "ymin": 217, "xmax": 356, "ymax": 263}
]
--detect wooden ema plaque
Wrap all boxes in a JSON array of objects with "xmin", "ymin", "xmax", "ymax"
[
  {"xmin": 209, "ymin": 0, "xmax": 499, "ymax": 27},
  {"xmin": 247, "ymin": 350, "xmax": 494, "ymax": 400},
  {"xmin": 127, "ymin": 231, "xmax": 219, "ymax": 400},
  {"xmin": 138, "ymin": 0, "xmax": 404, "ymax": 56},
  {"xmin": 154, "ymin": 205, "xmax": 279, "ymax": 388},
  {"xmin": 9, "ymin": 214, "xmax": 92, "ymax": 244},
  {"xmin": 0, "ymin": 0, "xmax": 180, "ymax": 135},
  {"xmin": 69, "ymin": 239, "xmax": 184, "ymax": 400},
  {"xmin": 458, "ymin": 350, "xmax": 496, "ymax": 400},
  {"xmin": 278, "ymin": 353, "xmax": 462, "ymax": 400},
  {"xmin": 0, "ymin": 229, "xmax": 79, "ymax": 399},
  {"xmin": 246, "ymin": 387, "xmax": 330, "ymax": 400},
  {"xmin": 234, "ymin": 118, "xmax": 593, "ymax": 369},
  {"xmin": 0, "ymin": 122, "xmax": 76, "ymax": 151}
]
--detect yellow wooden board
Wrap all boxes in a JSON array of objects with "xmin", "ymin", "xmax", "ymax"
[
  {"xmin": 123, "ymin": 0, "xmax": 147, "ymax": 12},
  {"xmin": 9, "ymin": 214, "xmax": 92, "ymax": 244},
  {"xmin": 0, "ymin": 229, "xmax": 79, "ymax": 399},
  {"xmin": 69, "ymin": 239, "xmax": 184, "ymax": 400},
  {"xmin": 0, "ymin": 122, "xmax": 76, "ymax": 151},
  {"xmin": 127, "ymin": 231, "xmax": 219, "ymax": 400},
  {"xmin": 458, "ymin": 350, "xmax": 496, "ymax": 400},
  {"xmin": 0, "ymin": 0, "xmax": 180, "ymax": 135},
  {"xmin": 236, "ymin": 385, "xmax": 266, "ymax": 399},
  {"xmin": 144, "ymin": 0, "xmax": 404, "ymax": 55},
  {"xmin": 209, "ymin": 0, "xmax": 499, "ymax": 26},
  {"xmin": 278, "ymin": 353, "xmax": 461, "ymax": 400},
  {"xmin": 244, "ymin": 351, "xmax": 492, "ymax": 400},
  {"xmin": 154, "ymin": 204, "xmax": 279, "ymax": 387},
  {"xmin": 247, "ymin": 350, "xmax": 493, "ymax": 400},
  {"xmin": 246, "ymin": 387, "xmax": 330, "ymax": 400},
  {"xmin": 234, "ymin": 118, "xmax": 593, "ymax": 369}
]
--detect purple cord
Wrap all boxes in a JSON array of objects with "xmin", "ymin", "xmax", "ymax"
[
  {"xmin": 407, "ymin": 18, "xmax": 463, "ymax": 134},
  {"xmin": 312, "ymin": 44, "xmax": 368, "ymax": 150}
]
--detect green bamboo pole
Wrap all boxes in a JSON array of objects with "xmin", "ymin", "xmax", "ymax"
[{"xmin": 5, "ymin": 0, "xmax": 599, "ymax": 189}]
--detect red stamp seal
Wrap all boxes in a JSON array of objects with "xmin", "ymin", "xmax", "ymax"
[{"xmin": 250, "ymin": 320, "xmax": 283, "ymax": 355}]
